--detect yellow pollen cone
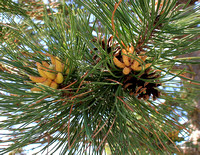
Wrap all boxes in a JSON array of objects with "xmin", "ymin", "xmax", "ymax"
[
  {"xmin": 42, "ymin": 61, "xmax": 49, "ymax": 68},
  {"xmin": 55, "ymin": 57, "xmax": 63, "ymax": 72},
  {"xmin": 122, "ymin": 49, "xmax": 130, "ymax": 66},
  {"xmin": 129, "ymin": 46, "xmax": 134, "ymax": 54},
  {"xmin": 131, "ymin": 60, "xmax": 140, "ymax": 70},
  {"xmin": 29, "ymin": 75, "xmax": 47, "ymax": 83},
  {"xmin": 50, "ymin": 55, "xmax": 56, "ymax": 65},
  {"xmin": 44, "ymin": 64, "xmax": 56, "ymax": 80},
  {"xmin": 41, "ymin": 78, "xmax": 52, "ymax": 86},
  {"xmin": 141, "ymin": 56, "xmax": 147, "ymax": 61},
  {"xmin": 144, "ymin": 63, "xmax": 152, "ymax": 69},
  {"xmin": 128, "ymin": 46, "xmax": 134, "ymax": 63},
  {"xmin": 50, "ymin": 81, "xmax": 58, "ymax": 89},
  {"xmin": 134, "ymin": 63, "xmax": 152, "ymax": 71},
  {"xmin": 36, "ymin": 62, "xmax": 48, "ymax": 78},
  {"xmin": 123, "ymin": 67, "xmax": 131, "ymax": 75},
  {"xmin": 55, "ymin": 72, "xmax": 64, "ymax": 84},
  {"xmin": 66, "ymin": 59, "xmax": 69, "ymax": 65},
  {"xmin": 131, "ymin": 56, "xmax": 144, "ymax": 70},
  {"xmin": 113, "ymin": 57, "xmax": 125, "ymax": 68}
]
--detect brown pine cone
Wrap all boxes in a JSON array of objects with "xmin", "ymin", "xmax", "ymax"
[
  {"xmin": 91, "ymin": 35, "xmax": 120, "ymax": 64},
  {"xmin": 123, "ymin": 68, "xmax": 161, "ymax": 100}
]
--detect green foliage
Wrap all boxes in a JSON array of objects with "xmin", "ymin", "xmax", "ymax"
[{"xmin": 0, "ymin": 0, "xmax": 200, "ymax": 154}]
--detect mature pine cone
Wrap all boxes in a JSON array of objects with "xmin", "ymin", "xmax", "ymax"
[
  {"xmin": 123, "ymin": 68, "xmax": 161, "ymax": 100},
  {"xmin": 91, "ymin": 35, "xmax": 120, "ymax": 64}
]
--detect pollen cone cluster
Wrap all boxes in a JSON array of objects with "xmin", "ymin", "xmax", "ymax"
[
  {"xmin": 112, "ymin": 45, "xmax": 161, "ymax": 100},
  {"xmin": 29, "ymin": 55, "xmax": 69, "ymax": 91},
  {"xmin": 113, "ymin": 45, "xmax": 152, "ymax": 75},
  {"xmin": 93, "ymin": 36, "xmax": 161, "ymax": 101}
]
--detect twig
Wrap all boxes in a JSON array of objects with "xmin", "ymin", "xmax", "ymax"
[
  {"xmin": 111, "ymin": 0, "xmax": 126, "ymax": 48},
  {"xmin": 111, "ymin": 0, "xmax": 122, "ymax": 38}
]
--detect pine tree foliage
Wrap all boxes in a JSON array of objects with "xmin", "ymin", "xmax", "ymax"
[{"xmin": 0, "ymin": 0, "xmax": 200, "ymax": 154}]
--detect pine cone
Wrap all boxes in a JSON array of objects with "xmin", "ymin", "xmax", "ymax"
[
  {"xmin": 91, "ymin": 35, "xmax": 120, "ymax": 64},
  {"xmin": 123, "ymin": 68, "xmax": 161, "ymax": 100}
]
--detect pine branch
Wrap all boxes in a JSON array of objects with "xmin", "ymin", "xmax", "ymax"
[{"xmin": 0, "ymin": 0, "xmax": 200, "ymax": 154}]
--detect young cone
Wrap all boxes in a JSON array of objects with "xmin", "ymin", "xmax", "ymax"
[
  {"xmin": 50, "ymin": 81, "xmax": 58, "ymax": 89},
  {"xmin": 42, "ymin": 61, "xmax": 49, "ymax": 68},
  {"xmin": 40, "ymin": 78, "xmax": 52, "ymax": 86},
  {"xmin": 44, "ymin": 64, "xmax": 56, "ymax": 80},
  {"xmin": 29, "ymin": 75, "xmax": 47, "ymax": 83},
  {"xmin": 55, "ymin": 57, "xmax": 63, "ymax": 72},
  {"xmin": 36, "ymin": 62, "xmax": 48, "ymax": 78},
  {"xmin": 55, "ymin": 72, "xmax": 64, "ymax": 84},
  {"xmin": 122, "ymin": 49, "xmax": 130, "ymax": 66}
]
